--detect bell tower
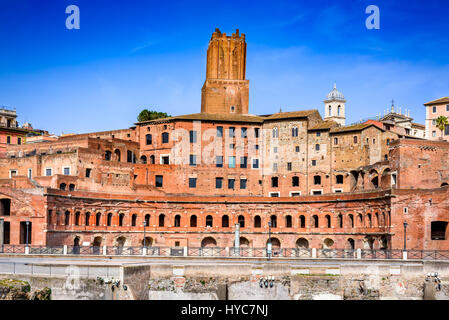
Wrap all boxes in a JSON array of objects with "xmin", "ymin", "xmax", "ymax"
[
  {"xmin": 324, "ymin": 83, "xmax": 346, "ymax": 126},
  {"xmin": 201, "ymin": 28, "xmax": 249, "ymax": 114}
]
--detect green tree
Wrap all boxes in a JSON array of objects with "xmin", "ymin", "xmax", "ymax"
[
  {"xmin": 137, "ymin": 109, "xmax": 171, "ymax": 122},
  {"xmin": 436, "ymin": 115, "xmax": 449, "ymax": 139}
]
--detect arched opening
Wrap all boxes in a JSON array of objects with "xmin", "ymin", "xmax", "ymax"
[
  {"xmin": 115, "ymin": 236, "xmax": 126, "ymax": 254},
  {"xmin": 325, "ymin": 215, "xmax": 331, "ymax": 228},
  {"xmin": 238, "ymin": 215, "xmax": 245, "ymax": 228},
  {"xmin": 268, "ymin": 237, "xmax": 281, "ymax": 249},
  {"xmin": 69, "ymin": 184, "xmax": 75, "ymax": 191},
  {"xmin": 338, "ymin": 214, "xmax": 343, "ymax": 228},
  {"xmin": 221, "ymin": 215, "xmax": 229, "ymax": 227},
  {"xmin": 145, "ymin": 214, "xmax": 150, "ymax": 226},
  {"xmin": 347, "ymin": 238, "xmax": 355, "ymax": 250},
  {"xmin": 367, "ymin": 214, "xmax": 372, "ymax": 227},
  {"xmin": 59, "ymin": 183, "xmax": 67, "ymax": 191},
  {"xmin": 131, "ymin": 214, "xmax": 137, "ymax": 227},
  {"xmin": 85, "ymin": 212, "xmax": 90, "ymax": 226},
  {"xmin": 150, "ymin": 155, "xmax": 155, "ymax": 164},
  {"xmin": 201, "ymin": 237, "xmax": 217, "ymax": 248},
  {"xmin": 299, "ymin": 215, "xmax": 305, "ymax": 228},
  {"xmin": 369, "ymin": 169, "xmax": 379, "ymax": 189},
  {"xmin": 357, "ymin": 214, "xmax": 363, "ymax": 227},
  {"xmin": 254, "ymin": 215, "xmax": 261, "ymax": 228},
  {"xmin": 119, "ymin": 213, "xmax": 125, "ymax": 227},
  {"xmin": 190, "ymin": 215, "xmax": 197, "ymax": 227},
  {"xmin": 270, "ymin": 215, "xmax": 277, "ymax": 228},
  {"xmin": 239, "ymin": 237, "xmax": 250, "ymax": 247},
  {"xmin": 159, "ymin": 214, "xmax": 165, "ymax": 227},
  {"xmin": 285, "ymin": 215, "xmax": 292, "ymax": 228},
  {"xmin": 205, "ymin": 215, "xmax": 213, "ymax": 227},
  {"xmin": 107, "ymin": 213, "xmax": 112, "ymax": 227},
  {"xmin": 441, "ymin": 183, "xmax": 449, "ymax": 187},
  {"xmin": 145, "ymin": 134, "xmax": 152, "ymax": 145},
  {"xmin": 64, "ymin": 211, "xmax": 70, "ymax": 225},
  {"xmin": 323, "ymin": 238, "xmax": 334, "ymax": 249},
  {"xmin": 105, "ymin": 150, "xmax": 112, "ymax": 161},
  {"xmin": 114, "ymin": 149, "xmax": 121, "ymax": 162},
  {"xmin": 140, "ymin": 156, "xmax": 147, "ymax": 164},
  {"xmin": 349, "ymin": 171, "xmax": 359, "ymax": 191},
  {"xmin": 75, "ymin": 212, "xmax": 80, "ymax": 226},
  {"xmin": 312, "ymin": 215, "xmax": 319, "ymax": 228},
  {"xmin": 381, "ymin": 168, "xmax": 391, "ymax": 189},
  {"xmin": 375, "ymin": 213, "xmax": 379, "ymax": 227},
  {"xmin": 93, "ymin": 236, "xmax": 102, "ymax": 255},
  {"xmin": 174, "ymin": 215, "xmax": 181, "ymax": 227},
  {"xmin": 95, "ymin": 212, "xmax": 101, "ymax": 227},
  {"xmin": 296, "ymin": 238, "xmax": 309, "ymax": 249},
  {"xmin": 142, "ymin": 237, "xmax": 153, "ymax": 247},
  {"xmin": 349, "ymin": 214, "xmax": 354, "ymax": 228},
  {"xmin": 364, "ymin": 236, "xmax": 375, "ymax": 250},
  {"xmin": 73, "ymin": 236, "xmax": 81, "ymax": 254}
]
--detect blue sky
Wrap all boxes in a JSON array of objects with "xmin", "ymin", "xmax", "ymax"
[{"xmin": 0, "ymin": 0, "xmax": 448, "ymax": 134}]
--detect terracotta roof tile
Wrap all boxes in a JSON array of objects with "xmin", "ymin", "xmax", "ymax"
[
  {"xmin": 423, "ymin": 97, "xmax": 449, "ymax": 106},
  {"xmin": 330, "ymin": 123, "xmax": 381, "ymax": 133},
  {"xmin": 308, "ymin": 120, "xmax": 339, "ymax": 130}
]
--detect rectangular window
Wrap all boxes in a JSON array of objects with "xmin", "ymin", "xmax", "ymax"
[
  {"xmin": 254, "ymin": 145, "xmax": 259, "ymax": 150},
  {"xmin": 240, "ymin": 156, "xmax": 248, "ymax": 168},
  {"xmin": 445, "ymin": 125, "xmax": 449, "ymax": 136},
  {"xmin": 217, "ymin": 126, "xmax": 223, "ymax": 137},
  {"xmin": 312, "ymin": 160, "xmax": 317, "ymax": 166},
  {"xmin": 287, "ymin": 162, "xmax": 292, "ymax": 171},
  {"xmin": 295, "ymin": 146, "xmax": 300, "ymax": 152},
  {"xmin": 315, "ymin": 144, "xmax": 320, "ymax": 151},
  {"xmin": 17, "ymin": 138, "xmax": 22, "ymax": 145},
  {"xmin": 433, "ymin": 119, "xmax": 436, "ymax": 126},
  {"xmin": 228, "ymin": 179, "xmax": 235, "ymax": 189},
  {"xmin": 189, "ymin": 155, "xmax": 197, "ymax": 166},
  {"xmin": 155, "ymin": 175, "xmax": 163, "ymax": 187},
  {"xmin": 229, "ymin": 143, "xmax": 235, "ymax": 149},
  {"xmin": 271, "ymin": 177, "xmax": 279, "ymax": 188},
  {"xmin": 254, "ymin": 128, "xmax": 260, "ymax": 138},
  {"xmin": 63, "ymin": 167, "xmax": 70, "ymax": 175},
  {"xmin": 291, "ymin": 192, "xmax": 301, "ymax": 197},
  {"xmin": 189, "ymin": 130, "xmax": 197, "ymax": 143},
  {"xmin": 229, "ymin": 127, "xmax": 235, "ymax": 138},
  {"xmin": 447, "ymin": 105, "xmax": 449, "ymax": 112},
  {"xmin": 216, "ymin": 177, "xmax": 223, "ymax": 189},
  {"xmin": 241, "ymin": 127, "xmax": 247, "ymax": 138},
  {"xmin": 45, "ymin": 168, "xmax": 52, "ymax": 176},
  {"xmin": 316, "ymin": 132, "xmax": 321, "ymax": 137},
  {"xmin": 162, "ymin": 156, "xmax": 170, "ymax": 165},
  {"xmin": 86, "ymin": 168, "xmax": 92, "ymax": 178},
  {"xmin": 216, "ymin": 156, "xmax": 223, "ymax": 167},
  {"xmin": 229, "ymin": 156, "xmax": 236, "ymax": 168},
  {"xmin": 162, "ymin": 132, "xmax": 169, "ymax": 144},
  {"xmin": 252, "ymin": 158, "xmax": 259, "ymax": 169},
  {"xmin": 240, "ymin": 179, "xmax": 247, "ymax": 189},
  {"xmin": 273, "ymin": 147, "xmax": 278, "ymax": 153},
  {"xmin": 188, "ymin": 178, "xmax": 197, "ymax": 188},
  {"xmin": 27, "ymin": 169, "xmax": 32, "ymax": 179},
  {"xmin": 270, "ymin": 192, "xmax": 280, "ymax": 197},
  {"xmin": 334, "ymin": 138, "xmax": 338, "ymax": 145},
  {"xmin": 273, "ymin": 163, "xmax": 278, "ymax": 172},
  {"xmin": 6, "ymin": 136, "xmax": 11, "ymax": 144},
  {"xmin": 9, "ymin": 170, "xmax": 17, "ymax": 178},
  {"xmin": 292, "ymin": 127, "xmax": 298, "ymax": 137},
  {"xmin": 354, "ymin": 136, "xmax": 358, "ymax": 144},
  {"xmin": 433, "ymin": 106, "xmax": 437, "ymax": 113}
]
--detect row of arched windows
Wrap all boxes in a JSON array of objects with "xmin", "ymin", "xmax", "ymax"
[
  {"xmin": 49, "ymin": 211, "xmax": 390, "ymax": 229},
  {"xmin": 145, "ymin": 132, "xmax": 169, "ymax": 145}
]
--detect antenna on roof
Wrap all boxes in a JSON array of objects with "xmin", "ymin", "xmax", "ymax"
[{"xmin": 279, "ymin": 107, "xmax": 282, "ymax": 113}]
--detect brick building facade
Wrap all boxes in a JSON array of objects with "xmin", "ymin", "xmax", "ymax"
[{"xmin": 0, "ymin": 29, "xmax": 447, "ymax": 252}]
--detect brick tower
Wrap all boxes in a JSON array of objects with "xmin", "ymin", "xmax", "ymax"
[{"xmin": 201, "ymin": 28, "xmax": 249, "ymax": 114}]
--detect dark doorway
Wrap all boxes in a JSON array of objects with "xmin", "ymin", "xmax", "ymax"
[
  {"xmin": 0, "ymin": 199, "xmax": 11, "ymax": 216},
  {"xmin": 19, "ymin": 221, "xmax": 32, "ymax": 244},
  {"xmin": 3, "ymin": 221, "xmax": 10, "ymax": 244}
]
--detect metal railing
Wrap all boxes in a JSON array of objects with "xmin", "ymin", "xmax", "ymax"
[{"xmin": 2, "ymin": 245, "xmax": 449, "ymax": 261}]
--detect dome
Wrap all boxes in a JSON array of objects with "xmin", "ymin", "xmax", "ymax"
[{"xmin": 325, "ymin": 83, "xmax": 345, "ymax": 101}]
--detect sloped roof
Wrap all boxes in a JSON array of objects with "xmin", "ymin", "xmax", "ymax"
[
  {"xmin": 424, "ymin": 97, "xmax": 449, "ymax": 106},
  {"xmin": 308, "ymin": 120, "xmax": 339, "ymax": 131},
  {"xmin": 261, "ymin": 110, "xmax": 319, "ymax": 121},
  {"xmin": 330, "ymin": 123, "xmax": 382, "ymax": 134}
]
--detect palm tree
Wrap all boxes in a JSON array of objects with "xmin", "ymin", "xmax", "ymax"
[{"xmin": 436, "ymin": 116, "xmax": 449, "ymax": 140}]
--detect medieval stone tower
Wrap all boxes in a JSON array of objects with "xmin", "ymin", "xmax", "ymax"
[
  {"xmin": 201, "ymin": 28, "xmax": 249, "ymax": 114},
  {"xmin": 324, "ymin": 83, "xmax": 346, "ymax": 126}
]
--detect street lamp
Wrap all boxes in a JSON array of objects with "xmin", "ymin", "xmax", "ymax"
[
  {"xmin": 25, "ymin": 220, "xmax": 30, "ymax": 247},
  {"xmin": 403, "ymin": 221, "xmax": 408, "ymax": 252},
  {"xmin": 267, "ymin": 221, "xmax": 272, "ymax": 260}
]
